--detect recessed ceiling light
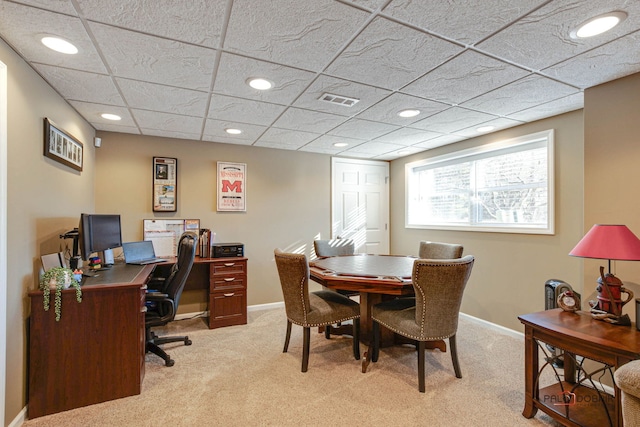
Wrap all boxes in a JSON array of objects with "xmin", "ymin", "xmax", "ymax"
[
  {"xmin": 247, "ymin": 78, "xmax": 273, "ymax": 90},
  {"xmin": 477, "ymin": 125, "xmax": 495, "ymax": 133},
  {"xmin": 571, "ymin": 11, "xmax": 627, "ymax": 39},
  {"xmin": 398, "ymin": 109, "xmax": 420, "ymax": 118},
  {"xmin": 333, "ymin": 142, "xmax": 348, "ymax": 148},
  {"xmin": 225, "ymin": 128, "xmax": 242, "ymax": 135},
  {"xmin": 100, "ymin": 113, "xmax": 121, "ymax": 121},
  {"xmin": 41, "ymin": 36, "xmax": 78, "ymax": 54}
]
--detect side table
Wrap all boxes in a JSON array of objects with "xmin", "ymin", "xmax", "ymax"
[{"xmin": 518, "ymin": 309, "xmax": 640, "ymax": 427}]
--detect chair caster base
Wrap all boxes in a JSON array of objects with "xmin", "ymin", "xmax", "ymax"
[{"xmin": 185, "ymin": 338, "xmax": 192, "ymax": 345}]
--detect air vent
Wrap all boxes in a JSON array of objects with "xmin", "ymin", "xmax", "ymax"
[{"xmin": 319, "ymin": 93, "xmax": 360, "ymax": 107}]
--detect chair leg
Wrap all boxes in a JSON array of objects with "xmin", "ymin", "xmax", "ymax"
[
  {"xmin": 302, "ymin": 327, "xmax": 310, "ymax": 372},
  {"xmin": 418, "ymin": 341, "xmax": 426, "ymax": 393},
  {"xmin": 352, "ymin": 318, "xmax": 360, "ymax": 360},
  {"xmin": 372, "ymin": 320, "xmax": 380, "ymax": 363},
  {"xmin": 450, "ymin": 334, "xmax": 462, "ymax": 378},
  {"xmin": 325, "ymin": 324, "xmax": 331, "ymax": 339},
  {"xmin": 283, "ymin": 320, "xmax": 292, "ymax": 353}
]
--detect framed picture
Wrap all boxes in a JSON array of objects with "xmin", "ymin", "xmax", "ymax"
[
  {"xmin": 43, "ymin": 118, "xmax": 83, "ymax": 172},
  {"xmin": 153, "ymin": 157, "xmax": 177, "ymax": 212},
  {"xmin": 217, "ymin": 161, "xmax": 246, "ymax": 212}
]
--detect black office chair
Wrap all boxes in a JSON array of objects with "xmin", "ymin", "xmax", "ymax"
[{"xmin": 145, "ymin": 231, "xmax": 198, "ymax": 367}]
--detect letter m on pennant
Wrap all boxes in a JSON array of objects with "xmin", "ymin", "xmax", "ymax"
[{"xmin": 222, "ymin": 180, "xmax": 242, "ymax": 193}]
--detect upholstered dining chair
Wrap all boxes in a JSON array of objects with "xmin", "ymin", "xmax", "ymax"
[
  {"xmin": 314, "ymin": 238, "xmax": 355, "ymax": 257},
  {"xmin": 366, "ymin": 255, "xmax": 475, "ymax": 392},
  {"xmin": 274, "ymin": 249, "xmax": 361, "ymax": 372},
  {"xmin": 418, "ymin": 241, "xmax": 463, "ymax": 259}
]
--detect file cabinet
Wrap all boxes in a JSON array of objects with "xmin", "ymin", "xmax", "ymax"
[{"xmin": 209, "ymin": 257, "xmax": 247, "ymax": 328}]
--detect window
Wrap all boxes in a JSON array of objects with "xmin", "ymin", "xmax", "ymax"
[{"xmin": 405, "ymin": 130, "xmax": 554, "ymax": 234}]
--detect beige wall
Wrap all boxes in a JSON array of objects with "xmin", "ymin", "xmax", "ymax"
[
  {"xmin": 389, "ymin": 110, "xmax": 585, "ymax": 331},
  {"xmin": 94, "ymin": 132, "xmax": 332, "ymax": 313},
  {"xmin": 584, "ymin": 72, "xmax": 640, "ymax": 319},
  {"xmin": 2, "ymin": 39, "xmax": 95, "ymax": 425}
]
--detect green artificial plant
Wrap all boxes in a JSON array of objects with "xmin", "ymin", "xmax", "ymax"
[{"xmin": 39, "ymin": 266, "xmax": 82, "ymax": 321}]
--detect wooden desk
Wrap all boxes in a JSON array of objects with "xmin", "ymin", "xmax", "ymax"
[
  {"xmin": 309, "ymin": 254, "xmax": 416, "ymax": 345},
  {"xmin": 28, "ymin": 263, "xmax": 154, "ymax": 418},
  {"xmin": 155, "ymin": 256, "xmax": 248, "ymax": 329},
  {"xmin": 518, "ymin": 309, "xmax": 640, "ymax": 427}
]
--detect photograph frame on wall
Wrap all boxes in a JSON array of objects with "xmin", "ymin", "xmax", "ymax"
[
  {"xmin": 153, "ymin": 157, "xmax": 177, "ymax": 212},
  {"xmin": 43, "ymin": 118, "xmax": 83, "ymax": 172},
  {"xmin": 217, "ymin": 161, "xmax": 246, "ymax": 212}
]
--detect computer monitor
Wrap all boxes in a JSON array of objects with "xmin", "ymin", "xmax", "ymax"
[{"xmin": 79, "ymin": 213, "xmax": 123, "ymax": 266}]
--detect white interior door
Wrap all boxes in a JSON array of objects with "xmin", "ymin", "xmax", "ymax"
[{"xmin": 332, "ymin": 157, "xmax": 389, "ymax": 254}]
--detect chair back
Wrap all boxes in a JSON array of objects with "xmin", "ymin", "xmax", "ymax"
[
  {"xmin": 418, "ymin": 241, "xmax": 463, "ymax": 259},
  {"xmin": 163, "ymin": 232, "xmax": 198, "ymax": 311},
  {"xmin": 314, "ymin": 239, "xmax": 355, "ymax": 257},
  {"xmin": 412, "ymin": 255, "xmax": 474, "ymax": 339},
  {"xmin": 274, "ymin": 249, "xmax": 311, "ymax": 324}
]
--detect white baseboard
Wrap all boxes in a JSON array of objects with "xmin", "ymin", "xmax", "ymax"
[
  {"xmin": 459, "ymin": 312, "xmax": 524, "ymax": 339},
  {"xmin": 175, "ymin": 301, "xmax": 284, "ymax": 321},
  {"xmin": 9, "ymin": 405, "xmax": 26, "ymax": 427}
]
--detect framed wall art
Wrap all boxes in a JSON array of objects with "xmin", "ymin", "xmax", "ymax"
[
  {"xmin": 153, "ymin": 157, "xmax": 177, "ymax": 212},
  {"xmin": 217, "ymin": 161, "xmax": 246, "ymax": 212},
  {"xmin": 43, "ymin": 118, "xmax": 83, "ymax": 172}
]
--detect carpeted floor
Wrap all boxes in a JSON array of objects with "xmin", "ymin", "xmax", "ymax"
[{"xmin": 23, "ymin": 307, "xmax": 561, "ymax": 426}]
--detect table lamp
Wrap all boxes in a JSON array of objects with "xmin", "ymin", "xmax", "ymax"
[{"xmin": 569, "ymin": 224, "xmax": 640, "ymax": 325}]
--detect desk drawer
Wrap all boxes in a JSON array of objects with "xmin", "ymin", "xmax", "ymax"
[
  {"xmin": 210, "ymin": 260, "xmax": 246, "ymax": 276},
  {"xmin": 209, "ymin": 289, "xmax": 247, "ymax": 328},
  {"xmin": 210, "ymin": 275, "xmax": 245, "ymax": 291}
]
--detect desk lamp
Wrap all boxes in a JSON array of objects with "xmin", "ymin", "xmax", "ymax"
[{"xmin": 569, "ymin": 224, "xmax": 640, "ymax": 325}]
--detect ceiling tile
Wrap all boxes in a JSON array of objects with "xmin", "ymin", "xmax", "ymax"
[
  {"xmin": 299, "ymin": 134, "xmax": 367, "ymax": 155},
  {"xmin": 326, "ymin": 17, "xmax": 464, "ymax": 90},
  {"xmin": 0, "ymin": 2, "xmax": 106, "ymax": 73},
  {"xmin": 132, "ymin": 109, "xmax": 204, "ymax": 134},
  {"xmin": 341, "ymin": 140, "xmax": 405, "ymax": 156},
  {"xmin": 141, "ymin": 128, "xmax": 201, "ymax": 141},
  {"xmin": 224, "ymin": 0, "xmax": 370, "ymax": 70},
  {"xmin": 374, "ymin": 127, "xmax": 441, "ymax": 146},
  {"xmin": 254, "ymin": 128, "xmax": 322, "ymax": 150},
  {"xmin": 208, "ymin": 95, "xmax": 286, "ymax": 126},
  {"xmin": 412, "ymin": 133, "xmax": 466, "ymax": 149},
  {"xmin": 542, "ymin": 32, "xmax": 640, "ymax": 89},
  {"xmin": 69, "ymin": 100, "xmax": 135, "ymax": 127},
  {"xmin": 213, "ymin": 53, "xmax": 316, "ymax": 105},
  {"xmin": 10, "ymin": 0, "xmax": 78, "ymax": 15},
  {"xmin": 402, "ymin": 50, "xmax": 530, "ymax": 105},
  {"xmin": 77, "ymin": 0, "xmax": 228, "ymax": 48},
  {"xmin": 461, "ymin": 75, "xmax": 579, "ymax": 116},
  {"xmin": 327, "ymin": 118, "xmax": 400, "ymax": 140},
  {"xmin": 477, "ymin": 0, "xmax": 640, "ymax": 70},
  {"xmin": 293, "ymin": 75, "xmax": 391, "ymax": 116},
  {"xmin": 453, "ymin": 117, "xmax": 524, "ymax": 137},
  {"xmin": 356, "ymin": 92, "xmax": 449, "ymax": 125},
  {"xmin": 272, "ymin": 108, "xmax": 347, "ymax": 133},
  {"xmin": 409, "ymin": 107, "xmax": 497, "ymax": 134},
  {"xmin": 203, "ymin": 119, "xmax": 266, "ymax": 146},
  {"xmin": 93, "ymin": 122, "xmax": 140, "ymax": 134},
  {"xmin": 382, "ymin": 0, "xmax": 546, "ymax": 45},
  {"xmin": 33, "ymin": 64, "xmax": 125, "ymax": 105},
  {"xmin": 507, "ymin": 93, "xmax": 584, "ymax": 122},
  {"xmin": 89, "ymin": 22, "xmax": 217, "ymax": 91},
  {"xmin": 116, "ymin": 78, "xmax": 208, "ymax": 117}
]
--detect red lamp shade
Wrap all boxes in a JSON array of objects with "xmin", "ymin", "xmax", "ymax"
[{"xmin": 569, "ymin": 224, "xmax": 640, "ymax": 261}]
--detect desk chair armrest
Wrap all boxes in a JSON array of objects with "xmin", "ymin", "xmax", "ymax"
[{"xmin": 146, "ymin": 291, "xmax": 169, "ymax": 300}]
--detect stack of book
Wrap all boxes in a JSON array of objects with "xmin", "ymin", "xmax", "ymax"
[{"xmin": 199, "ymin": 229, "xmax": 212, "ymax": 258}]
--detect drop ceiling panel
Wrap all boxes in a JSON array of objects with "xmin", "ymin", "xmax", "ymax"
[
  {"xmin": 0, "ymin": 2, "xmax": 106, "ymax": 73},
  {"xmin": 116, "ymin": 78, "xmax": 209, "ymax": 117},
  {"xmin": 477, "ymin": 0, "xmax": 640, "ymax": 71},
  {"xmin": 328, "ymin": 118, "xmax": 400, "ymax": 140},
  {"xmin": 326, "ymin": 17, "xmax": 464, "ymax": 90},
  {"xmin": 401, "ymin": 51, "xmax": 531, "ymax": 105},
  {"xmin": 69, "ymin": 101, "xmax": 135, "ymax": 127},
  {"xmin": 410, "ymin": 107, "xmax": 497, "ymax": 134},
  {"xmin": 454, "ymin": 117, "xmax": 524, "ymax": 138},
  {"xmin": 77, "ymin": 0, "xmax": 228, "ymax": 48},
  {"xmin": 461, "ymin": 75, "xmax": 579, "ymax": 116},
  {"xmin": 213, "ymin": 53, "xmax": 317, "ymax": 105},
  {"xmin": 542, "ymin": 32, "xmax": 640, "ymax": 89},
  {"xmin": 203, "ymin": 119, "xmax": 266, "ymax": 145},
  {"xmin": 141, "ymin": 128, "xmax": 201, "ymax": 141},
  {"xmin": 89, "ymin": 22, "xmax": 217, "ymax": 91},
  {"xmin": 507, "ymin": 92, "xmax": 584, "ymax": 122},
  {"xmin": 340, "ymin": 140, "xmax": 405, "ymax": 156},
  {"xmin": 271, "ymin": 107, "xmax": 347, "ymax": 133},
  {"xmin": 132, "ymin": 109, "xmax": 204, "ymax": 134},
  {"xmin": 373, "ymin": 127, "xmax": 442, "ymax": 146},
  {"xmin": 382, "ymin": 0, "xmax": 547, "ymax": 45},
  {"xmin": 293, "ymin": 75, "xmax": 391, "ymax": 115},
  {"xmin": 224, "ymin": 0, "xmax": 370, "ymax": 70},
  {"xmin": 33, "ymin": 64, "xmax": 125, "ymax": 105},
  {"xmin": 208, "ymin": 95, "xmax": 286, "ymax": 126},
  {"xmin": 254, "ymin": 128, "xmax": 321, "ymax": 150},
  {"xmin": 299, "ymin": 134, "xmax": 366, "ymax": 155},
  {"xmin": 355, "ymin": 92, "xmax": 448, "ymax": 125}
]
